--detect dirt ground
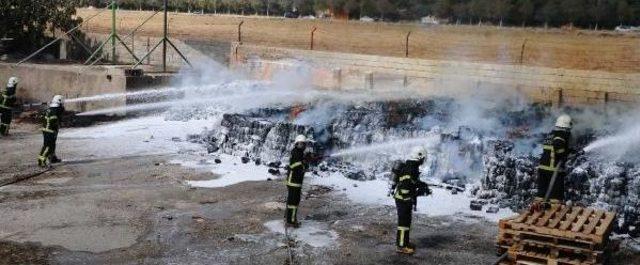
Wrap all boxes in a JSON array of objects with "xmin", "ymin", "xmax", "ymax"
[
  {"xmin": 77, "ymin": 8, "xmax": 640, "ymax": 73},
  {"xmin": 1, "ymin": 119, "xmax": 639, "ymax": 265}
]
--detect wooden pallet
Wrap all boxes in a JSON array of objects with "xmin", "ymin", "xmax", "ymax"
[
  {"xmin": 498, "ymin": 205, "xmax": 616, "ymax": 248},
  {"xmin": 497, "ymin": 204, "xmax": 616, "ymax": 265},
  {"xmin": 510, "ymin": 241, "xmax": 603, "ymax": 264}
]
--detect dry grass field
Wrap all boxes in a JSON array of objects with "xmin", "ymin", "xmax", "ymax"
[{"xmin": 78, "ymin": 8, "xmax": 640, "ymax": 73}]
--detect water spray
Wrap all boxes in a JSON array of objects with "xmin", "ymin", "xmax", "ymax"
[
  {"xmin": 76, "ymin": 90, "xmax": 298, "ymax": 116},
  {"xmin": 328, "ymin": 135, "xmax": 440, "ymax": 158},
  {"xmin": 583, "ymin": 124, "xmax": 640, "ymax": 155},
  {"xmin": 65, "ymin": 86, "xmax": 184, "ymax": 103}
]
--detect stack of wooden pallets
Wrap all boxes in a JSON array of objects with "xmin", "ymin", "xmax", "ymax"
[{"xmin": 497, "ymin": 204, "xmax": 617, "ymax": 265}]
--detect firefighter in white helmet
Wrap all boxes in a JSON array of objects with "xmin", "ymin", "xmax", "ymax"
[
  {"xmin": 38, "ymin": 95, "xmax": 65, "ymax": 167},
  {"xmin": 0, "ymin": 77, "xmax": 19, "ymax": 136},
  {"xmin": 536, "ymin": 114, "xmax": 573, "ymax": 203},
  {"xmin": 284, "ymin": 134, "xmax": 310, "ymax": 228},
  {"xmin": 391, "ymin": 146, "xmax": 430, "ymax": 254}
]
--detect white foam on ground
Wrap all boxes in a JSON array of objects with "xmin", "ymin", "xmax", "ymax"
[
  {"xmin": 59, "ymin": 116, "xmax": 216, "ymax": 158},
  {"xmin": 314, "ymin": 172, "xmax": 516, "ymax": 222},
  {"xmin": 177, "ymin": 154, "xmax": 275, "ymax": 188},
  {"xmin": 264, "ymin": 220, "xmax": 339, "ymax": 248}
]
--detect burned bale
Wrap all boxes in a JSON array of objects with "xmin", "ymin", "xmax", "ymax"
[
  {"xmin": 470, "ymin": 201, "xmax": 483, "ymax": 211},
  {"xmin": 198, "ymin": 100, "xmax": 639, "ymax": 233},
  {"xmin": 186, "ymin": 134, "xmax": 202, "ymax": 143},
  {"xmin": 207, "ymin": 145, "xmax": 219, "ymax": 153},
  {"xmin": 486, "ymin": 206, "xmax": 500, "ymax": 214},
  {"xmin": 216, "ymin": 113, "xmax": 314, "ymax": 164},
  {"xmin": 268, "ymin": 168, "xmax": 280, "ymax": 175},
  {"xmin": 214, "ymin": 158, "xmax": 222, "ymax": 164},
  {"xmin": 241, "ymin": 157, "xmax": 250, "ymax": 164},
  {"xmin": 344, "ymin": 170, "xmax": 368, "ymax": 181}
]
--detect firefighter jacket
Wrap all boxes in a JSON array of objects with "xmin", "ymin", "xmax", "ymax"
[
  {"xmin": 538, "ymin": 129, "xmax": 571, "ymax": 173},
  {"xmin": 42, "ymin": 107, "xmax": 64, "ymax": 134},
  {"xmin": 0, "ymin": 87, "xmax": 16, "ymax": 110},
  {"xmin": 394, "ymin": 159, "xmax": 425, "ymax": 201},
  {"xmin": 286, "ymin": 146, "xmax": 307, "ymax": 188}
]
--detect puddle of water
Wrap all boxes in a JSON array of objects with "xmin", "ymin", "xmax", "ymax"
[{"xmin": 264, "ymin": 220, "xmax": 339, "ymax": 248}]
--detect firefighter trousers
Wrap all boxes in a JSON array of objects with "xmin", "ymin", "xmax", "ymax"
[
  {"xmin": 396, "ymin": 199, "xmax": 413, "ymax": 248},
  {"xmin": 285, "ymin": 186, "xmax": 302, "ymax": 224},
  {"xmin": 537, "ymin": 169, "xmax": 565, "ymax": 201},
  {"xmin": 0, "ymin": 108, "xmax": 11, "ymax": 135},
  {"xmin": 38, "ymin": 131, "xmax": 57, "ymax": 166}
]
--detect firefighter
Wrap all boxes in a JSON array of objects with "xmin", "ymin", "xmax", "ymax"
[
  {"xmin": 38, "ymin": 95, "xmax": 65, "ymax": 167},
  {"xmin": 0, "ymin": 77, "xmax": 18, "ymax": 136},
  {"xmin": 536, "ymin": 114, "xmax": 572, "ymax": 203},
  {"xmin": 285, "ymin": 134, "xmax": 309, "ymax": 228},
  {"xmin": 393, "ymin": 146, "xmax": 429, "ymax": 255}
]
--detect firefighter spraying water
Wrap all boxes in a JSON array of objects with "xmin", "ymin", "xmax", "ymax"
[
  {"xmin": 37, "ymin": 95, "xmax": 65, "ymax": 167},
  {"xmin": 0, "ymin": 77, "xmax": 18, "ymax": 136},
  {"xmin": 389, "ymin": 146, "xmax": 431, "ymax": 255}
]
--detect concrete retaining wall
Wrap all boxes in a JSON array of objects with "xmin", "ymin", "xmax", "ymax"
[
  {"xmin": 231, "ymin": 43, "xmax": 640, "ymax": 106},
  {"xmin": 0, "ymin": 63, "xmax": 127, "ymax": 112}
]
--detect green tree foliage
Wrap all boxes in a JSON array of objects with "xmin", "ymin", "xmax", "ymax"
[
  {"xmin": 1, "ymin": 0, "xmax": 83, "ymax": 52},
  {"xmin": 86, "ymin": 0, "xmax": 640, "ymax": 29}
]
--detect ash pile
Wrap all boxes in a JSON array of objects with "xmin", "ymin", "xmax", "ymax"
[{"xmin": 176, "ymin": 98, "xmax": 639, "ymax": 235}]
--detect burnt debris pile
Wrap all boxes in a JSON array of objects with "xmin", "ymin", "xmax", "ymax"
[
  {"xmin": 194, "ymin": 98, "xmax": 639, "ymax": 233},
  {"xmin": 476, "ymin": 135, "xmax": 640, "ymax": 235}
]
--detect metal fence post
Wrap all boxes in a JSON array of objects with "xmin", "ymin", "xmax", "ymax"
[
  {"xmin": 238, "ymin": 21, "xmax": 244, "ymax": 43},
  {"xmin": 405, "ymin": 31, "xmax": 411, "ymax": 57},
  {"xmin": 310, "ymin": 27, "xmax": 317, "ymax": 50},
  {"xmin": 519, "ymin": 38, "xmax": 528, "ymax": 64}
]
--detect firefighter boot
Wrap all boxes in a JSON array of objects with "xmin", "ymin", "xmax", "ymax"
[
  {"xmin": 50, "ymin": 156, "xmax": 62, "ymax": 164},
  {"xmin": 37, "ymin": 157, "xmax": 48, "ymax": 168},
  {"xmin": 285, "ymin": 221, "xmax": 301, "ymax": 229},
  {"xmin": 396, "ymin": 245, "xmax": 415, "ymax": 255}
]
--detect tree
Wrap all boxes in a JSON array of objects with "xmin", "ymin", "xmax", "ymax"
[
  {"xmin": 516, "ymin": 0, "xmax": 534, "ymax": 26},
  {"xmin": 375, "ymin": 0, "xmax": 395, "ymax": 19},
  {"xmin": 468, "ymin": 0, "xmax": 488, "ymax": 24},
  {"xmin": 535, "ymin": 0, "xmax": 560, "ymax": 27},
  {"xmin": 561, "ymin": 0, "xmax": 587, "ymax": 27},
  {"xmin": 493, "ymin": 0, "xmax": 512, "ymax": 26},
  {"xmin": 432, "ymin": 0, "xmax": 453, "ymax": 18},
  {"xmin": 0, "ymin": 0, "xmax": 83, "ymax": 53},
  {"xmin": 616, "ymin": 0, "xmax": 634, "ymax": 25},
  {"xmin": 343, "ymin": 0, "xmax": 359, "ymax": 18},
  {"xmin": 589, "ymin": 0, "xmax": 612, "ymax": 30},
  {"xmin": 452, "ymin": 2, "xmax": 469, "ymax": 24},
  {"xmin": 360, "ymin": 0, "xmax": 376, "ymax": 18}
]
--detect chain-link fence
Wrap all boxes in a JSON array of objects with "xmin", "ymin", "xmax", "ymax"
[{"xmin": 78, "ymin": 9, "xmax": 640, "ymax": 73}]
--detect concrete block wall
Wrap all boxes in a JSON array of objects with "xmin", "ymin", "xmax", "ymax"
[
  {"xmin": 0, "ymin": 63, "xmax": 127, "ymax": 112},
  {"xmin": 231, "ymin": 43, "xmax": 640, "ymax": 106}
]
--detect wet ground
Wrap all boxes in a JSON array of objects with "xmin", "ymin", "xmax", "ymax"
[{"xmin": 1, "ymin": 121, "xmax": 639, "ymax": 265}]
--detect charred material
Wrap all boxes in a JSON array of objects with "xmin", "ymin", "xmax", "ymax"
[{"xmin": 198, "ymin": 98, "xmax": 639, "ymax": 234}]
